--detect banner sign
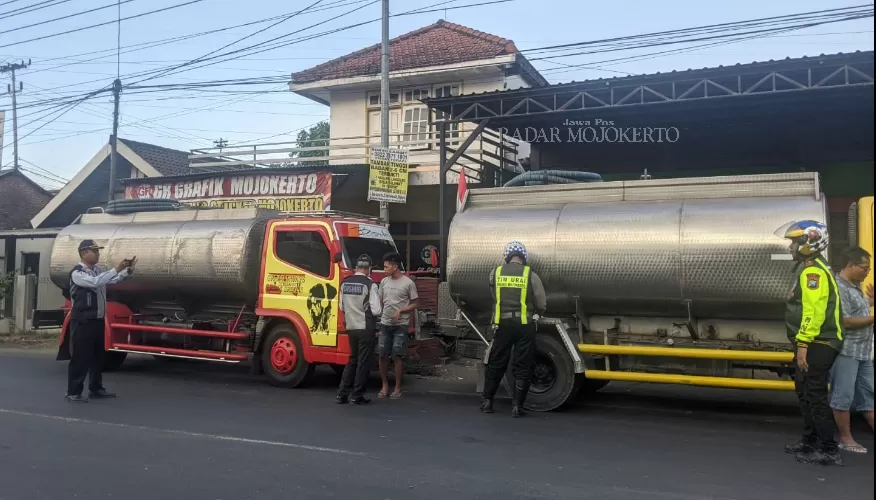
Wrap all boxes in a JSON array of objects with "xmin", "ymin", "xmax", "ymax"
[
  {"xmin": 125, "ymin": 171, "xmax": 332, "ymax": 211},
  {"xmin": 367, "ymin": 147, "xmax": 409, "ymax": 204}
]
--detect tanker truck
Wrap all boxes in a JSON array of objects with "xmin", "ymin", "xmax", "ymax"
[
  {"xmin": 443, "ymin": 172, "xmax": 874, "ymax": 412},
  {"xmin": 45, "ymin": 173, "xmax": 872, "ymax": 410},
  {"xmin": 49, "ymin": 209, "xmax": 400, "ymax": 387}
]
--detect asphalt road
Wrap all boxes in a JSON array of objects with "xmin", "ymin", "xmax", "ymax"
[{"xmin": 0, "ymin": 348, "xmax": 873, "ymax": 500}]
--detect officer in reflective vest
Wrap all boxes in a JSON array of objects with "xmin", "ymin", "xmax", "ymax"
[
  {"xmin": 481, "ymin": 241, "xmax": 547, "ymax": 417},
  {"xmin": 778, "ymin": 220, "xmax": 844, "ymax": 466}
]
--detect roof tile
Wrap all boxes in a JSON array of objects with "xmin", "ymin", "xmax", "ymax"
[
  {"xmin": 119, "ymin": 138, "xmax": 247, "ymax": 176},
  {"xmin": 291, "ymin": 20, "xmax": 518, "ymax": 83}
]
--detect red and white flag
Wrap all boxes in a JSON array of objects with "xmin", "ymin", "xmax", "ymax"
[{"xmin": 456, "ymin": 168, "xmax": 469, "ymax": 212}]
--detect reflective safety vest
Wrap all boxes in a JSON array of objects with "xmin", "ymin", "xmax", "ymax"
[
  {"xmin": 493, "ymin": 264, "xmax": 532, "ymax": 325},
  {"xmin": 786, "ymin": 256, "xmax": 843, "ymax": 349}
]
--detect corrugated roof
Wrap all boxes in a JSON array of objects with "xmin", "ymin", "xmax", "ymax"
[
  {"xmin": 290, "ymin": 20, "xmax": 522, "ymax": 84},
  {"xmin": 423, "ymin": 50, "xmax": 875, "ymax": 101}
]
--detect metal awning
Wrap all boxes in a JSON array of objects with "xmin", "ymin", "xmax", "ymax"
[{"xmin": 423, "ymin": 51, "xmax": 874, "ymax": 127}]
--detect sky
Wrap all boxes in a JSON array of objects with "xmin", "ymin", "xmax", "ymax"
[{"xmin": 1, "ymin": 0, "xmax": 873, "ymax": 189}]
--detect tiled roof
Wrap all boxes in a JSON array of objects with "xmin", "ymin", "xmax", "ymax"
[
  {"xmin": 119, "ymin": 138, "xmax": 247, "ymax": 176},
  {"xmin": 291, "ymin": 20, "xmax": 520, "ymax": 83}
]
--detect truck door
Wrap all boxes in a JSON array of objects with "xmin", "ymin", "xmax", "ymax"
[{"xmin": 262, "ymin": 222, "xmax": 340, "ymax": 348}]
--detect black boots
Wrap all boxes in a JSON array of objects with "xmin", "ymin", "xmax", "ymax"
[
  {"xmin": 511, "ymin": 381, "xmax": 530, "ymax": 418},
  {"xmin": 480, "ymin": 379, "xmax": 530, "ymax": 417}
]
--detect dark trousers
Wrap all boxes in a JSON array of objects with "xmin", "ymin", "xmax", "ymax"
[
  {"xmin": 338, "ymin": 330, "xmax": 375, "ymax": 399},
  {"xmin": 482, "ymin": 321, "xmax": 535, "ymax": 399},
  {"xmin": 67, "ymin": 319, "xmax": 106, "ymax": 396},
  {"xmin": 793, "ymin": 342, "xmax": 839, "ymax": 452}
]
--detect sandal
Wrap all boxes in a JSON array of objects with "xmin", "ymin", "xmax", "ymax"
[
  {"xmin": 378, "ymin": 391, "xmax": 389, "ymax": 399},
  {"xmin": 839, "ymin": 443, "xmax": 867, "ymax": 454},
  {"xmin": 390, "ymin": 391, "xmax": 403, "ymax": 400}
]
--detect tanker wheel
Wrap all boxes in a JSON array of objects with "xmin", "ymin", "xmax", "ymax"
[
  {"xmin": 503, "ymin": 334, "xmax": 581, "ymax": 412},
  {"xmin": 261, "ymin": 324, "xmax": 314, "ymax": 388},
  {"xmin": 103, "ymin": 352, "xmax": 127, "ymax": 371}
]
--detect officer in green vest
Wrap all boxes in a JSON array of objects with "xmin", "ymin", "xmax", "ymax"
[
  {"xmin": 480, "ymin": 241, "xmax": 547, "ymax": 418},
  {"xmin": 778, "ymin": 220, "xmax": 844, "ymax": 466}
]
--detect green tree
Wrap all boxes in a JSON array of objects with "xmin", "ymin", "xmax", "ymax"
[{"xmin": 289, "ymin": 121, "xmax": 330, "ymax": 167}]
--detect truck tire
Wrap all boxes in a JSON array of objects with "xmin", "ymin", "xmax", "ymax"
[
  {"xmin": 261, "ymin": 324, "xmax": 314, "ymax": 388},
  {"xmin": 576, "ymin": 376, "xmax": 610, "ymax": 399},
  {"xmin": 505, "ymin": 333, "xmax": 581, "ymax": 412},
  {"xmin": 103, "ymin": 351, "xmax": 127, "ymax": 371}
]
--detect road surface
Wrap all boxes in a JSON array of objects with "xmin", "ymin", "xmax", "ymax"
[{"xmin": 0, "ymin": 348, "xmax": 872, "ymax": 500}]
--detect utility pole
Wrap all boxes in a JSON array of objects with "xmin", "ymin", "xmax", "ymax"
[
  {"xmin": 107, "ymin": 78, "xmax": 122, "ymax": 202},
  {"xmin": 214, "ymin": 137, "xmax": 228, "ymax": 153},
  {"xmin": 2, "ymin": 60, "xmax": 31, "ymax": 171},
  {"xmin": 379, "ymin": 0, "xmax": 390, "ymax": 224}
]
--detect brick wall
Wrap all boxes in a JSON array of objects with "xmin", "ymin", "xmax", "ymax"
[{"xmin": 0, "ymin": 171, "xmax": 53, "ymax": 230}]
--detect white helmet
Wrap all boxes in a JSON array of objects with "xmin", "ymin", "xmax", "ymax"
[{"xmin": 503, "ymin": 241, "xmax": 528, "ymax": 263}]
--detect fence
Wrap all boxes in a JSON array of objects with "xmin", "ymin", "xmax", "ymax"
[{"xmin": 189, "ymin": 129, "xmax": 521, "ymax": 180}]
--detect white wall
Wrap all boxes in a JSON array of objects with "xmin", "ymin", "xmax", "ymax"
[
  {"xmin": 15, "ymin": 238, "xmax": 55, "ymax": 278},
  {"xmin": 325, "ymin": 70, "xmax": 529, "ymax": 186}
]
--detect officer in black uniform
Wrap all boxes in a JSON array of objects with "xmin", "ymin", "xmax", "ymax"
[
  {"xmin": 778, "ymin": 220, "xmax": 844, "ymax": 466},
  {"xmin": 480, "ymin": 241, "xmax": 547, "ymax": 417},
  {"xmin": 336, "ymin": 254, "xmax": 382, "ymax": 405},
  {"xmin": 60, "ymin": 240, "xmax": 134, "ymax": 403}
]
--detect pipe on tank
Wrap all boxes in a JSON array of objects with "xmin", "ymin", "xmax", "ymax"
[{"xmin": 503, "ymin": 170, "xmax": 603, "ymax": 188}]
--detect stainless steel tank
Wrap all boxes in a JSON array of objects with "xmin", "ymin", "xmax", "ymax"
[
  {"xmin": 50, "ymin": 208, "xmax": 270, "ymax": 306},
  {"xmin": 447, "ymin": 173, "xmax": 827, "ymax": 320}
]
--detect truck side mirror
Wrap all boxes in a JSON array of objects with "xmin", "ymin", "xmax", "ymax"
[{"xmin": 333, "ymin": 252, "xmax": 343, "ymax": 264}]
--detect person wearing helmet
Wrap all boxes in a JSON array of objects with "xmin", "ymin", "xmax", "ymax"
[
  {"xmin": 779, "ymin": 220, "xmax": 844, "ymax": 466},
  {"xmin": 336, "ymin": 254, "xmax": 382, "ymax": 405},
  {"xmin": 481, "ymin": 241, "xmax": 547, "ymax": 417}
]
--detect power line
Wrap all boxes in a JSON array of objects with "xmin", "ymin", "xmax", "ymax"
[
  {"xmin": 0, "ymin": 0, "xmax": 207, "ymax": 50},
  {"xmin": 5, "ymin": 0, "xmax": 138, "ymax": 36},
  {"xmin": 129, "ymin": 0, "xmax": 328, "ymax": 85},
  {"xmin": 0, "ymin": 0, "xmax": 70, "ymax": 19}
]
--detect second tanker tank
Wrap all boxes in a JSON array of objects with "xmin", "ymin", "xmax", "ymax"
[{"xmin": 447, "ymin": 173, "xmax": 826, "ymax": 321}]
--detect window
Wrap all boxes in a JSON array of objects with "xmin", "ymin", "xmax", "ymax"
[
  {"xmin": 275, "ymin": 231, "xmax": 331, "ymax": 278},
  {"xmin": 367, "ymin": 91, "xmax": 400, "ymax": 108},
  {"xmin": 403, "ymin": 107, "xmax": 430, "ymax": 147},
  {"xmin": 403, "ymin": 87, "xmax": 430, "ymax": 103},
  {"xmin": 433, "ymin": 84, "xmax": 461, "ymax": 146}
]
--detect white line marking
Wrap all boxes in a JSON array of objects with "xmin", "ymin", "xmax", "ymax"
[{"xmin": 0, "ymin": 408, "xmax": 366, "ymax": 456}]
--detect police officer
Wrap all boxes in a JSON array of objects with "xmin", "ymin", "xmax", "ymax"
[
  {"xmin": 779, "ymin": 221, "xmax": 844, "ymax": 466},
  {"xmin": 336, "ymin": 254, "xmax": 382, "ymax": 405},
  {"xmin": 481, "ymin": 241, "xmax": 547, "ymax": 417},
  {"xmin": 61, "ymin": 240, "xmax": 134, "ymax": 403}
]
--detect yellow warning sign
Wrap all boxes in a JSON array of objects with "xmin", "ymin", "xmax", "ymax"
[{"xmin": 367, "ymin": 147, "xmax": 409, "ymax": 204}]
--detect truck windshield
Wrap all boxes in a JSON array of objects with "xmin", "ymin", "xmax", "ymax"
[
  {"xmin": 335, "ymin": 222, "xmax": 402, "ymax": 270},
  {"xmin": 340, "ymin": 237, "xmax": 401, "ymax": 271}
]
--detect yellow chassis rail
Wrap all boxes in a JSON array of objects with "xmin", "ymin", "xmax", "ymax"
[{"xmin": 577, "ymin": 344, "xmax": 795, "ymax": 391}]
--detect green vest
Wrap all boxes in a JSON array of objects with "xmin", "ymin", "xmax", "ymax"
[
  {"xmin": 493, "ymin": 263, "xmax": 532, "ymax": 325},
  {"xmin": 785, "ymin": 256, "xmax": 843, "ymax": 349}
]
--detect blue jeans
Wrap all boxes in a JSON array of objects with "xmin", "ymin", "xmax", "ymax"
[
  {"xmin": 378, "ymin": 325, "xmax": 408, "ymax": 357},
  {"xmin": 830, "ymin": 354, "xmax": 874, "ymax": 412}
]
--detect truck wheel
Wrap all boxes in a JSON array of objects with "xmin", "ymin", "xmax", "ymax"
[
  {"xmin": 505, "ymin": 334, "xmax": 581, "ymax": 412},
  {"xmin": 576, "ymin": 376, "xmax": 610, "ymax": 399},
  {"xmin": 261, "ymin": 324, "xmax": 314, "ymax": 388},
  {"xmin": 103, "ymin": 352, "xmax": 127, "ymax": 371}
]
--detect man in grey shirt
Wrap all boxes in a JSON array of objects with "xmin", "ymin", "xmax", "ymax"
[
  {"xmin": 830, "ymin": 247, "xmax": 874, "ymax": 454},
  {"xmin": 377, "ymin": 252, "xmax": 418, "ymax": 399}
]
